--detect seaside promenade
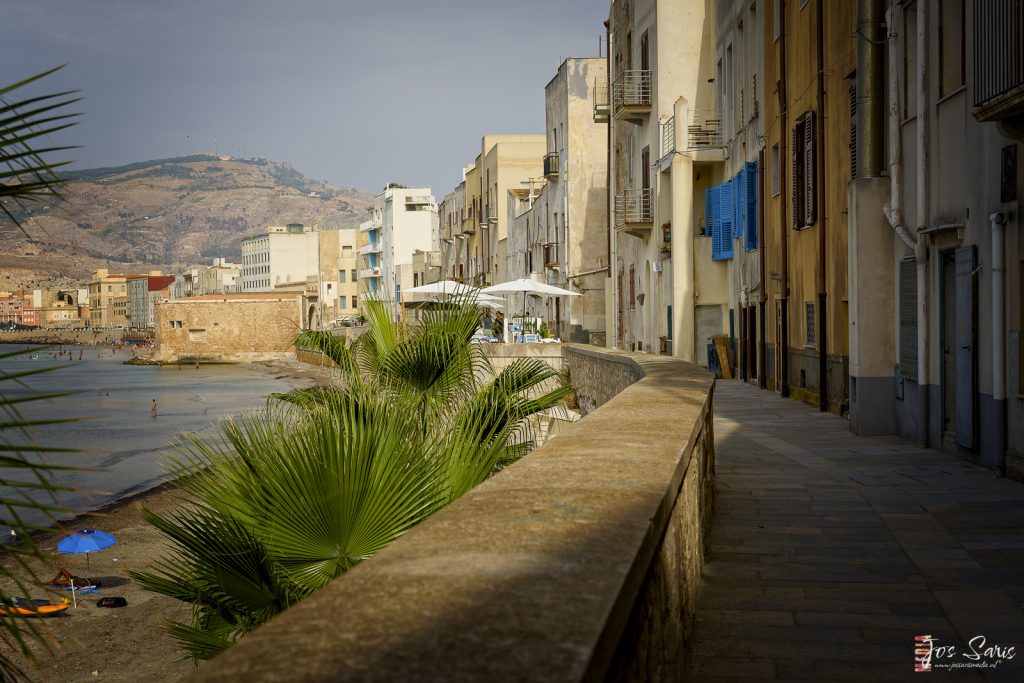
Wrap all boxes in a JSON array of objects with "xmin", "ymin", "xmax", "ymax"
[{"xmin": 687, "ymin": 381, "xmax": 1024, "ymax": 681}]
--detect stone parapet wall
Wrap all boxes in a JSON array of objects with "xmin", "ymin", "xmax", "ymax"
[{"xmin": 188, "ymin": 346, "xmax": 716, "ymax": 683}]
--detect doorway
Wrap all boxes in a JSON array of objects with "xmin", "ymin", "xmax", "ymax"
[{"xmin": 940, "ymin": 247, "xmax": 977, "ymax": 452}]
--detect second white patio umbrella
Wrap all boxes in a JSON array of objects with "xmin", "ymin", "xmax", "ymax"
[
  {"xmin": 481, "ymin": 278, "xmax": 580, "ymax": 340},
  {"xmin": 402, "ymin": 280, "xmax": 481, "ymax": 299}
]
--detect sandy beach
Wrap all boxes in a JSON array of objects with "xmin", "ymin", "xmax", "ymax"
[
  {"xmin": 0, "ymin": 355, "xmax": 333, "ymax": 681},
  {"xmin": 0, "ymin": 484, "xmax": 196, "ymax": 682}
]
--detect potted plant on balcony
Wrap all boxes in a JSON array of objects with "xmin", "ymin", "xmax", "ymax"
[{"xmin": 658, "ymin": 242, "xmax": 672, "ymax": 259}]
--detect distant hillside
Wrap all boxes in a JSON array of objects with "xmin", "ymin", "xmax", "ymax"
[{"xmin": 0, "ymin": 155, "xmax": 373, "ymax": 284}]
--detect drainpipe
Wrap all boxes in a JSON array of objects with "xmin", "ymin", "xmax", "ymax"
[
  {"xmin": 992, "ymin": 211, "xmax": 1007, "ymax": 472},
  {"xmin": 606, "ymin": 21, "xmax": 618, "ymax": 350},
  {"xmin": 758, "ymin": 148, "xmax": 767, "ymax": 389},
  {"xmin": 882, "ymin": 7, "xmax": 916, "ymax": 249},
  {"xmin": 916, "ymin": 0, "xmax": 930, "ymax": 448},
  {"xmin": 816, "ymin": 0, "xmax": 828, "ymax": 412},
  {"xmin": 779, "ymin": 0, "xmax": 790, "ymax": 398}
]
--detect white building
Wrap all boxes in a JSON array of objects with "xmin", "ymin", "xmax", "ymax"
[
  {"xmin": 358, "ymin": 186, "xmax": 438, "ymax": 309},
  {"xmin": 240, "ymin": 224, "xmax": 321, "ymax": 293},
  {"xmin": 198, "ymin": 258, "xmax": 241, "ymax": 295}
]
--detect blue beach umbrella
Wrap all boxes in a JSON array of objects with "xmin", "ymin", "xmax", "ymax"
[{"xmin": 57, "ymin": 529, "xmax": 116, "ymax": 572}]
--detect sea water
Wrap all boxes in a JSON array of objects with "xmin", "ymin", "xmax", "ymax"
[{"xmin": 0, "ymin": 344, "xmax": 296, "ymax": 528}]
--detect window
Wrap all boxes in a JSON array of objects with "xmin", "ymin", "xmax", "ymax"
[
  {"xmin": 805, "ymin": 301, "xmax": 815, "ymax": 347},
  {"xmin": 339, "ymin": 270, "xmax": 346, "ymax": 284},
  {"xmin": 771, "ymin": 143, "xmax": 780, "ymax": 196},
  {"xmin": 326, "ymin": 283, "xmax": 332, "ymax": 292},
  {"xmin": 744, "ymin": 161, "xmax": 759, "ymax": 251},
  {"xmin": 904, "ymin": 3, "xmax": 918, "ymax": 118},
  {"xmin": 628, "ymin": 265, "xmax": 636, "ymax": 310},
  {"xmin": 939, "ymin": 0, "xmax": 965, "ymax": 97},
  {"xmin": 792, "ymin": 111, "xmax": 817, "ymax": 229},
  {"xmin": 351, "ymin": 295, "xmax": 357, "ymax": 308},
  {"xmin": 350, "ymin": 269, "xmax": 357, "ymax": 281}
]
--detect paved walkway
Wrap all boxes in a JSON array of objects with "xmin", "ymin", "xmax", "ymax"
[{"xmin": 685, "ymin": 381, "xmax": 1024, "ymax": 682}]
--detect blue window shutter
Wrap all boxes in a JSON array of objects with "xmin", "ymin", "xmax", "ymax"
[
  {"xmin": 745, "ymin": 161, "xmax": 758, "ymax": 250},
  {"xmin": 720, "ymin": 180, "xmax": 733, "ymax": 240},
  {"xmin": 734, "ymin": 170, "xmax": 745, "ymax": 239},
  {"xmin": 715, "ymin": 183, "xmax": 733, "ymax": 261},
  {"xmin": 710, "ymin": 186, "xmax": 723, "ymax": 259}
]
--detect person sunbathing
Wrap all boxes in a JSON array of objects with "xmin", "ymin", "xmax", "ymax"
[{"xmin": 48, "ymin": 568, "xmax": 100, "ymax": 588}]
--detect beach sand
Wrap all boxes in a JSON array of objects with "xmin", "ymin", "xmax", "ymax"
[
  {"xmin": 0, "ymin": 484, "xmax": 196, "ymax": 682},
  {"xmin": 0, "ymin": 356, "xmax": 334, "ymax": 681}
]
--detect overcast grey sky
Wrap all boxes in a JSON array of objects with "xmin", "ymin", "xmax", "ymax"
[{"xmin": 5, "ymin": 0, "xmax": 609, "ymax": 195}]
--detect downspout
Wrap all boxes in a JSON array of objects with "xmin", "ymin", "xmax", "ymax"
[
  {"xmin": 816, "ymin": 0, "xmax": 828, "ymax": 412},
  {"xmin": 916, "ymin": 0, "xmax": 930, "ymax": 448},
  {"xmin": 606, "ymin": 21, "xmax": 618, "ymax": 349},
  {"xmin": 882, "ymin": 7, "xmax": 916, "ymax": 249},
  {"xmin": 779, "ymin": 0, "xmax": 790, "ymax": 398},
  {"xmin": 758, "ymin": 148, "xmax": 767, "ymax": 389},
  {"xmin": 992, "ymin": 211, "xmax": 1007, "ymax": 472}
]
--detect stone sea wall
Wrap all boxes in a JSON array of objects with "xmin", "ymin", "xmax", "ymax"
[{"xmin": 188, "ymin": 345, "xmax": 716, "ymax": 683}]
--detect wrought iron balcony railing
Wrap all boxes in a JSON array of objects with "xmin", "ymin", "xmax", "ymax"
[
  {"xmin": 614, "ymin": 188, "xmax": 653, "ymax": 227},
  {"xmin": 612, "ymin": 70, "xmax": 652, "ymax": 120},
  {"xmin": 687, "ymin": 110, "xmax": 723, "ymax": 149}
]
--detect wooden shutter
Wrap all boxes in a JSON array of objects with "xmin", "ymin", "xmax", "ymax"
[
  {"xmin": 745, "ymin": 161, "xmax": 758, "ymax": 250},
  {"xmin": 792, "ymin": 120, "xmax": 804, "ymax": 228},
  {"xmin": 734, "ymin": 169, "xmax": 745, "ymax": 239},
  {"xmin": 718, "ymin": 181, "xmax": 734, "ymax": 260},
  {"xmin": 849, "ymin": 79, "xmax": 858, "ymax": 179},
  {"xmin": 804, "ymin": 111, "xmax": 816, "ymax": 226}
]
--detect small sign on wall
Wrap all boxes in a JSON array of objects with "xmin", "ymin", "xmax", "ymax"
[{"xmin": 1002, "ymin": 144, "xmax": 1018, "ymax": 203}]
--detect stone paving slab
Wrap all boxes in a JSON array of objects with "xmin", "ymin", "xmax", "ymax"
[{"xmin": 684, "ymin": 381, "xmax": 1024, "ymax": 682}]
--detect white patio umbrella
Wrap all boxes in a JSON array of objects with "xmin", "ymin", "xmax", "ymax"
[
  {"xmin": 402, "ymin": 280, "xmax": 481, "ymax": 298},
  {"xmin": 481, "ymin": 278, "xmax": 580, "ymax": 341}
]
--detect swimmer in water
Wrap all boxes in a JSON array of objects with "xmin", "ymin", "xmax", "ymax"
[{"xmin": 150, "ymin": 399, "xmax": 157, "ymax": 418}]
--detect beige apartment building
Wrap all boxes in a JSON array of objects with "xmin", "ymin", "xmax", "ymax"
[
  {"xmin": 506, "ymin": 57, "xmax": 609, "ymax": 344},
  {"xmin": 440, "ymin": 138, "xmax": 546, "ymax": 288},
  {"xmin": 88, "ymin": 269, "xmax": 159, "ymax": 327},
  {"xmin": 605, "ymin": 0, "xmax": 728, "ymax": 360}
]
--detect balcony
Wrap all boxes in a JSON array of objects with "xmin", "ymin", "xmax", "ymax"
[
  {"xmin": 688, "ymin": 110, "xmax": 723, "ymax": 149},
  {"xmin": 593, "ymin": 81, "xmax": 610, "ymax": 122},
  {"xmin": 359, "ymin": 242, "xmax": 382, "ymax": 256},
  {"xmin": 543, "ymin": 152, "xmax": 559, "ymax": 178},
  {"xmin": 661, "ymin": 116, "xmax": 676, "ymax": 158},
  {"xmin": 612, "ymin": 70, "xmax": 652, "ymax": 122},
  {"xmin": 543, "ymin": 243, "xmax": 559, "ymax": 269},
  {"xmin": 972, "ymin": 2, "xmax": 1024, "ymax": 131},
  {"xmin": 359, "ymin": 267, "xmax": 382, "ymax": 279},
  {"xmin": 405, "ymin": 195, "xmax": 434, "ymax": 207},
  {"xmin": 359, "ymin": 220, "xmax": 381, "ymax": 233},
  {"xmin": 614, "ymin": 188, "xmax": 653, "ymax": 237}
]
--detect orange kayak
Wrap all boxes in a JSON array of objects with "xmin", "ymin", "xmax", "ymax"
[{"xmin": 0, "ymin": 598, "xmax": 70, "ymax": 617}]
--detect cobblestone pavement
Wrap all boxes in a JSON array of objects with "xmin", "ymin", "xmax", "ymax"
[{"xmin": 685, "ymin": 381, "xmax": 1024, "ymax": 682}]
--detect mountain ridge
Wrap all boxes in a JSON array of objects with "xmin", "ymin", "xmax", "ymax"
[{"xmin": 0, "ymin": 155, "xmax": 373, "ymax": 287}]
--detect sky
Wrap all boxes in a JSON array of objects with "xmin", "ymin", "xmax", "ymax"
[{"xmin": 5, "ymin": 0, "xmax": 610, "ymax": 196}]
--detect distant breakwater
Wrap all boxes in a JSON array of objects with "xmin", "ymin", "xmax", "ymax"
[{"xmin": 0, "ymin": 328, "xmax": 125, "ymax": 346}]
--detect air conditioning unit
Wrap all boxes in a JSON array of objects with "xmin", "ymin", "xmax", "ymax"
[{"xmin": 652, "ymin": 261, "xmax": 663, "ymax": 272}]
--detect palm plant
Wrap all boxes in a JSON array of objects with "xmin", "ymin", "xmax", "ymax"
[
  {"xmin": 0, "ymin": 66, "xmax": 80, "ymax": 680},
  {"xmin": 133, "ymin": 296, "xmax": 572, "ymax": 662}
]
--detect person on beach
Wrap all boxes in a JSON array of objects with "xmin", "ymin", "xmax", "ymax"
[{"xmin": 150, "ymin": 399, "xmax": 157, "ymax": 418}]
